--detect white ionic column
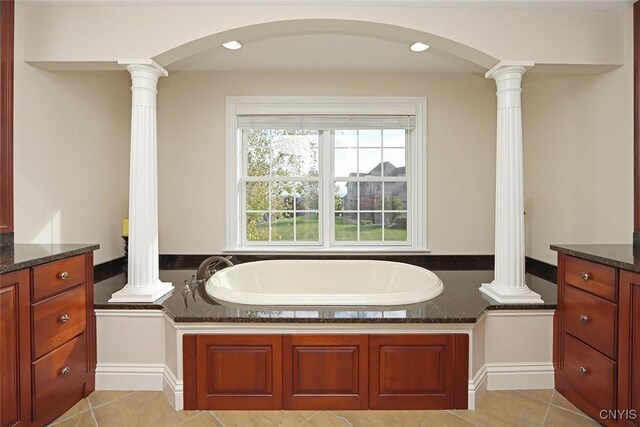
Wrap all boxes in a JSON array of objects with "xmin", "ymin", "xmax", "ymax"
[
  {"xmin": 110, "ymin": 59, "xmax": 173, "ymax": 303},
  {"xmin": 479, "ymin": 61, "xmax": 543, "ymax": 304}
]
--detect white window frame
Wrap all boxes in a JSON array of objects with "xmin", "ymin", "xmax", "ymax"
[{"xmin": 225, "ymin": 96, "xmax": 428, "ymax": 253}]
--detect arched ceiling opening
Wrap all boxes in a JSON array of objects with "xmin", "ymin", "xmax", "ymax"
[{"xmin": 154, "ymin": 19, "xmax": 498, "ymax": 73}]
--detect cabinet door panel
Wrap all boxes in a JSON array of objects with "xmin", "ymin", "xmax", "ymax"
[
  {"xmin": 190, "ymin": 335, "xmax": 282, "ymax": 410},
  {"xmin": 283, "ymin": 335, "xmax": 368, "ymax": 410},
  {"xmin": 0, "ymin": 269, "xmax": 30, "ymax": 427},
  {"xmin": 370, "ymin": 334, "xmax": 468, "ymax": 410},
  {"xmin": 619, "ymin": 270, "xmax": 640, "ymax": 427}
]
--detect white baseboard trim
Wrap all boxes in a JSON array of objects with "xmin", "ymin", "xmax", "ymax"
[
  {"xmin": 468, "ymin": 365, "xmax": 488, "ymax": 410},
  {"xmin": 95, "ymin": 363, "xmax": 165, "ymax": 391},
  {"xmin": 485, "ymin": 362, "xmax": 555, "ymax": 390},
  {"xmin": 162, "ymin": 366, "xmax": 184, "ymax": 410}
]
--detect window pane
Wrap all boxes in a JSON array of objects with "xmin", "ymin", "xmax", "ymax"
[
  {"xmin": 246, "ymin": 212, "xmax": 269, "ymax": 241},
  {"xmin": 383, "ymin": 149, "xmax": 406, "ymax": 176},
  {"xmin": 296, "ymin": 213, "xmax": 319, "ymax": 241},
  {"xmin": 271, "ymin": 212, "xmax": 294, "ymax": 241},
  {"xmin": 384, "ymin": 212, "xmax": 408, "ymax": 241},
  {"xmin": 295, "ymin": 182, "xmax": 319, "ymax": 211},
  {"xmin": 359, "ymin": 182, "xmax": 382, "ymax": 210},
  {"xmin": 271, "ymin": 182, "xmax": 294, "ymax": 211},
  {"xmin": 271, "ymin": 131, "xmax": 319, "ymax": 177},
  {"xmin": 359, "ymin": 130, "xmax": 382, "ymax": 147},
  {"xmin": 335, "ymin": 181, "xmax": 353, "ymax": 211},
  {"xmin": 335, "ymin": 213, "xmax": 357, "ymax": 241},
  {"xmin": 334, "ymin": 148, "xmax": 357, "ymax": 177},
  {"xmin": 383, "ymin": 129, "xmax": 406, "ymax": 147},
  {"xmin": 358, "ymin": 148, "xmax": 382, "ymax": 176},
  {"xmin": 246, "ymin": 181, "xmax": 269, "ymax": 211},
  {"xmin": 245, "ymin": 129, "xmax": 271, "ymax": 177},
  {"xmin": 360, "ymin": 212, "xmax": 383, "ymax": 241},
  {"xmin": 384, "ymin": 182, "xmax": 407, "ymax": 210},
  {"xmin": 335, "ymin": 130, "xmax": 357, "ymax": 147}
]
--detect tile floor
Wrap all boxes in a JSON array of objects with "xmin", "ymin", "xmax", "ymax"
[{"xmin": 47, "ymin": 389, "xmax": 599, "ymax": 427}]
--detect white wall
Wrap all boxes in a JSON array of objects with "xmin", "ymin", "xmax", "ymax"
[
  {"xmin": 156, "ymin": 71, "xmax": 497, "ymax": 254},
  {"xmin": 522, "ymin": 6, "xmax": 634, "ymax": 265},
  {"xmin": 13, "ymin": 5, "xmax": 131, "ymax": 264}
]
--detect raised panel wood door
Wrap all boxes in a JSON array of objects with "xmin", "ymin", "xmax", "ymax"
[
  {"xmin": 619, "ymin": 270, "xmax": 640, "ymax": 427},
  {"xmin": 184, "ymin": 334, "xmax": 283, "ymax": 410},
  {"xmin": 283, "ymin": 335, "xmax": 369, "ymax": 410},
  {"xmin": 370, "ymin": 334, "xmax": 468, "ymax": 410},
  {"xmin": 0, "ymin": 270, "xmax": 30, "ymax": 427}
]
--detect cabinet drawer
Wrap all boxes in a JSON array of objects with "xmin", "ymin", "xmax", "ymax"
[
  {"xmin": 33, "ymin": 255, "xmax": 85, "ymax": 302},
  {"xmin": 565, "ymin": 256, "xmax": 616, "ymax": 302},
  {"xmin": 564, "ymin": 285, "xmax": 616, "ymax": 358},
  {"xmin": 561, "ymin": 333, "xmax": 615, "ymax": 420},
  {"xmin": 33, "ymin": 285, "xmax": 86, "ymax": 359},
  {"xmin": 33, "ymin": 334, "xmax": 87, "ymax": 425}
]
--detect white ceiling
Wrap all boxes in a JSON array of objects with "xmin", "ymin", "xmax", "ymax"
[
  {"xmin": 169, "ymin": 34, "xmax": 486, "ymax": 73},
  {"xmin": 17, "ymin": 0, "xmax": 634, "ymax": 10}
]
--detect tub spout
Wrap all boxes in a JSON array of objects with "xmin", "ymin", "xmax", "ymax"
[{"xmin": 196, "ymin": 256, "xmax": 235, "ymax": 282}]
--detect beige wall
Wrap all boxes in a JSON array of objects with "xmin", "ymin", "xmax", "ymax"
[
  {"xmin": 522, "ymin": 7, "xmax": 634, "ymax": 265},
  {"xmin": 22, "ymin": 4, "xmax": 624, "ymax": 69},
  {"xmin": 13, "ymin": 1, "xmax": 131, "ymax": 264},
  {"xmin": 156, "ymin": 71, "xmax": 497, "ymax": 254},
  {"xmin": 11, "ymin": 3, "xmax": 635, "ymax": 264}
]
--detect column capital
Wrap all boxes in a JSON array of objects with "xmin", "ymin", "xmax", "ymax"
[
  {"xmin": 118, "ymin": 58, "xmax": 168, "ymax": 78},
  {"xmin": 485, "ymin": 60, "xmax": 535, "ymax": 80}
]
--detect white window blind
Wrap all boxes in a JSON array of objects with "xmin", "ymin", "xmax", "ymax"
[{"xmin": 237, "ymin": 115, "xmax": 416, "ymax": 130}]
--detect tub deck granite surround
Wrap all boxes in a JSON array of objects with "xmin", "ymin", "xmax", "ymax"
[{"xmin": 94, "ymin": 269, "xmax": 556, "ymax": 322}]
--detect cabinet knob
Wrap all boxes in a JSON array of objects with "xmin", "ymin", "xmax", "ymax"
[
  {"xmin": 59, "ymin": 314, "xmax": 70, "ymax": 323},
  {"xmin": 580, "ymin": 272, "xmax": 591, "ymax": 281},
  {"xmin": 580, "ymin": 314, "xmax": 590, "ymax": 324},
  {"xmin": 578, "ymin": 367, "xmax": 589, "ymax": 376},
  {"xmin": 59, "ymin": 271, "xmax": 70, "ymax": 280},
  {"xmin": 59, "ymin": 367, "xmax": 71, "ymax": 376}
]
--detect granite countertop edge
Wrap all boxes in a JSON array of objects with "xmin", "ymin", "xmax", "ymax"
[
  {"xmin": 550, "ymin": 244, "xmax": 640, "ymax": 273},
  {"xmin": 0, "ymin": 244, "xmax": 100, "ymax": 274},
  {"xmin": 94, "ymin": 301, "xmax": 556, "ymax": 323}
]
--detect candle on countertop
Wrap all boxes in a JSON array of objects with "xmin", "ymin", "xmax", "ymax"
[{"xmin": 122, "ymin": 219, "xmax": 129, "ymax": 237}]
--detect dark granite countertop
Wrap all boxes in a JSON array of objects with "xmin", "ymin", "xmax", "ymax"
[
  {"xmin": 550, "ymin": 244, "xmax": 640, "ymax": 273},
  {"xmin": 95, "ymin": 269, "xmax": 556, "ymax": 324},
  {"xmin": 0, "ymin": 243, "xmax": 100, "ymax": 274}
]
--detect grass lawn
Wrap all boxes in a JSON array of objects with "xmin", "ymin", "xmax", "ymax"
[{"xmin": 250, "ymin": 214, "xmax": 407, "ymax": 242}]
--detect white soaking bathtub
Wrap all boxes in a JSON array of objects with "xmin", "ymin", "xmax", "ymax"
[{"xmin": 205, "ymin": 260, "xmax": 443, "ymax": 306}]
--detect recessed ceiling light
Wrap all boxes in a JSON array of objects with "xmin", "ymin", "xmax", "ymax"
[
  {"xmin": 410, "ymin": 42, "xmax": 430, "ymax": 52},
  {"xmin": 222, "ymin": 41, "xmax": 242, "ymax": 50}
]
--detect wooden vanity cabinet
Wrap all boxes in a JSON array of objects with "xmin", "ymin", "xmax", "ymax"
[
  {"xmin": 0, "ymin": 252, "xmax": 96, "ymax": 427},
  {"xmin": 555, "ymin": 253, "xmax": 640, "ymax": 426}
]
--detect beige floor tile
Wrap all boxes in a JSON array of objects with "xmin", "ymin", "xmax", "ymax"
[
  {"xmin": 299, "ymin": 412, "xmax": 350, "ymax": 426},
  {"xmin": 92, "ymin": 391, "xmax": 195, "ymax": 427},
  {"xmin": 424, "ymin": 412, "xmax": 475, "ymax": 426},
  {"xmin": 544, "ymin": 406, "xmax": 598, "ymax": 426},
  {"xmin": 178, "ymin": 412, "xmax": 224, "ymax": 427},
  {"xmin": 334, "ymin": 410, "xmax": 432, "ymax": 427},
  {"xmin": 516, "ymin": 389, "xmax": 554, "ymax": 404},
  {"xmin": 212, "ymin": 410, "xmax": 317, "ymax": 427},
  {"xmin": 550, "ymin": 391, "xmax": 592, "ymax": 418},
  {"xmin": 49, "ymin": 399, "xmax": 91, "ymax": 424},
  {"xmin": 47, "ymin": 410, "xmax": 97, "ymax": 427},
  {"xmin": 452, "ymin": 390, "xmax": 549, "ymax": 427},
  {"xmin": 87, "ymin": 391, "xmax": 134, "ymax": 408}
]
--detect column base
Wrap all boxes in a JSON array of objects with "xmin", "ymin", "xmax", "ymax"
[
  {"xmin": 479, "ymin": 281, "xmax": 544, "ymax": 304},
  {"xmin": 109, "ymin": 281, "xmax": 174, "ymax": 303}
]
